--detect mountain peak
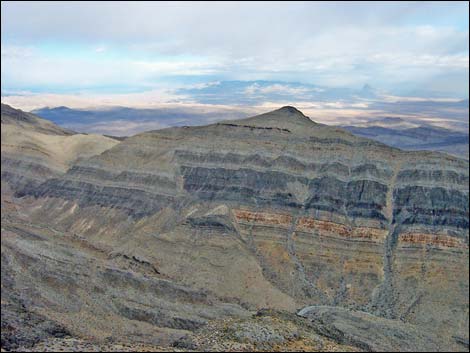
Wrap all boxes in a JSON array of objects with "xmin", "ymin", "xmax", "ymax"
[
  {"xmin": 276, "ymin": 106, "xmax": 305, "ymax": 115},
  {"xmin": 269, "ymin": 106, "xmax": 315, "ymax": 124},
  {"xmin": 273, "ymin": 106, "xmax": 313, "ymax": 121},
  {"xmin": 229, "ymin": 106, "xmax": 316, "ymax": 131},
  {"xmin": 268, "ymin": 106, "xmax": 312, "ymax": 121}
]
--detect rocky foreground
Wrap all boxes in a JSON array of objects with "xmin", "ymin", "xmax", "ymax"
[{"xmin": 1, "ymin": 104, "xmax": 469, "ymax": 351}]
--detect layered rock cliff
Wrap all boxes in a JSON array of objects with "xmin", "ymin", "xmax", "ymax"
[{"xmin": 2, "ymin": 105, "xmax": 468, "ymax": 351}]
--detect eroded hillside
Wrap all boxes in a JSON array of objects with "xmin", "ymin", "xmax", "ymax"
[{"xmin": 1, "ymin": 105, "xmax": 468, "ymax": 351}]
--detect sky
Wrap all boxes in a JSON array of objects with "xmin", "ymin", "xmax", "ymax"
[{"xmin": 1, "ymin": 1, "xmax": 469, "ymax": 119}]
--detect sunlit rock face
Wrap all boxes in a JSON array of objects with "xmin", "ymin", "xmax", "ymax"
[{"xmin": 2, "ymin": 105, "xmax": 468, "ymax": 350}]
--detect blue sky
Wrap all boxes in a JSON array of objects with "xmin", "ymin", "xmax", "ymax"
[{"xmin": 1, "ymin": 1, "xmax": 469, "ymax": 110}]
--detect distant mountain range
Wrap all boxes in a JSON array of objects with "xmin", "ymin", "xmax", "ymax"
[
  {"xmin": 341, "ymin": 117, "xmax": 469, "ymax": 159},
  {"xmin": 32, "ymin": 104, "xmax": 469, "ymax": 159},
  {"xmin": 32, "ymin": 105, "xmax": 253, "ymax": 136}
]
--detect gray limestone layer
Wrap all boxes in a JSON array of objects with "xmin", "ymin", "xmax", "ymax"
[{"xmin": 26, "ymin": 106, "xmax": 469, "ymax": 236}]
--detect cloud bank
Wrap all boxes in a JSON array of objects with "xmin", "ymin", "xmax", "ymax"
[{"xmin": 2, "ymin": 1, "xmax": 468, "ymax": 98}]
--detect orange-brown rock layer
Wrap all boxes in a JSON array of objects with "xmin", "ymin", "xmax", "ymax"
[
  {"xmin": 399, "ymin": 232, "xmax": 468, "ymax": 249},
  {"xmin": 233, "ymin": 210, "xmax": 387, "ymax": 241},
  {"xmin": 233, "ymin": 209, "xmax": 293, "ymax": 228}
]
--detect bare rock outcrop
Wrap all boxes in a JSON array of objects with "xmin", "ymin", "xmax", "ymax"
[{"xmin": 1, "ymin": 105, "xmax": 468, "ymax": 351}]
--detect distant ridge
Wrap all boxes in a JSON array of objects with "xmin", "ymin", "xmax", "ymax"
[{"xmin": 342, "ymin": 117, "xmax": 469, "ymax": 159}]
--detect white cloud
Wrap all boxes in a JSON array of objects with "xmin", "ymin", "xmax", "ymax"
[
  {"xmin": 244, "ymin": 83, "xmax": 311, "ymax": 96},
  {"xmin": 132, "ymin": 59, "xmax": 223, "ymax": 76},
  {"xmin": 94, "ymin": 46, "xmax": 107, "ymax": 53},
  {"xmin": 1, "ymin": 44, "xmax": 225, "ymax": 89},
  {"xmin": 1, "ymin": 44, "xmax": 34, "ymax": 59},
  {"xmin": 1, "ymin": 2, "xmax": 468, "ymax": 96}
]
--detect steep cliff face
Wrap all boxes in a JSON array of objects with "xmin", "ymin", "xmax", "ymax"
[{"xmin": 2, "ymin": 106, "xmax": 469, "ymax": 350}]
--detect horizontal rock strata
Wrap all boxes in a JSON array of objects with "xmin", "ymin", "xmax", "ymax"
[{"xmin": 2, "ymin": 106, "xmax": 469, "ymax": 350}]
